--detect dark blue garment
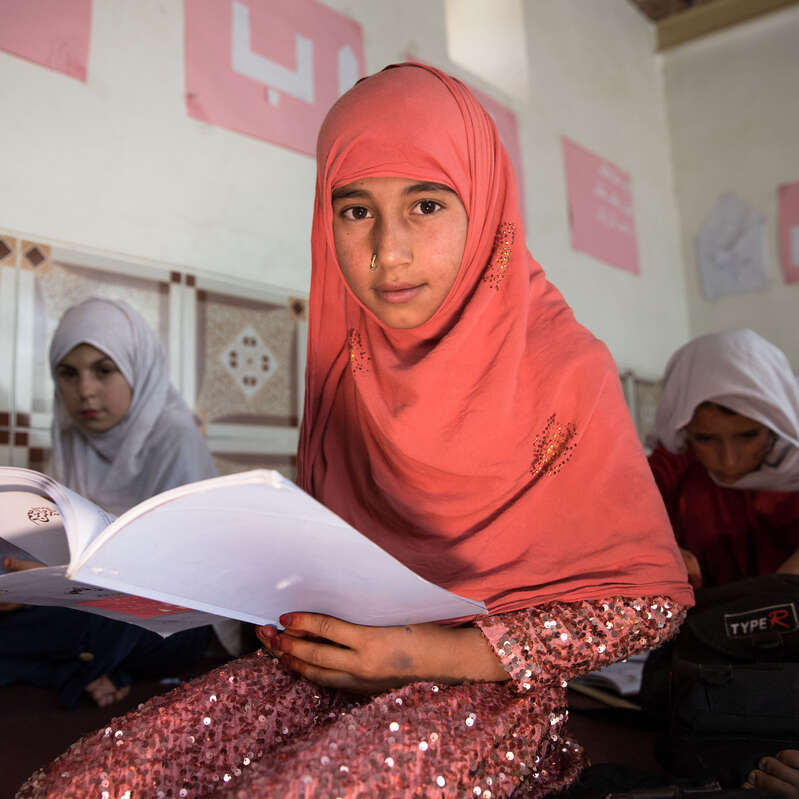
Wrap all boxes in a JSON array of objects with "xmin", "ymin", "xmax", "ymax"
[{"xmin": 0, "ymin": 606, "xmax": 210, "ymax": 708}]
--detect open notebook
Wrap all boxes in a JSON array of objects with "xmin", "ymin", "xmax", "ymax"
[{"xmin": 0, "ymin": 468, "xmax": 486, "ymax": 635}]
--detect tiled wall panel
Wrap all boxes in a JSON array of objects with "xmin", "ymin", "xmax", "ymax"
[
  {"xmin": 0, "ymin": 235, "xmax": 17, "ymax": 418},
  {"xmin": 1, "ymin": 230, "xmax": 307, "ymax": 482},
  {"xmin": 196, "ymin": 290, "xmax": 298, "ymax": 428}
]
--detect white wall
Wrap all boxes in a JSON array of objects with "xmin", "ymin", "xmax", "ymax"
[
  {"xmin": 0, "ymin": 0, "xmax": 691, "ymax": 377},
  {"xmin": 444, "ymin": 0, "xmax": 529, "ymax": 101},
  {"xmin": 663, "ymin": 5, "xmax": 799, "ymax": 368},
  {"xmin": 515, "ymin": 0, "xmax": 690, "ymax": 376},
  {"xmin": 1, "ymin": 1, "xmax": 314, "ymax": 292}
]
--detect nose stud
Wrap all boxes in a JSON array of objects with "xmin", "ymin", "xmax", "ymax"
[{"xmin": 369, "ymin": 253, "xmax": 378, "ymax": 272}]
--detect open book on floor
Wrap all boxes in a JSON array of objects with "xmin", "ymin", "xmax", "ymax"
[
  {"xmin": 0, "ymin": 468, "xmax": 486, "ymax": 635},
  {"xmin": 568, "ymin": 652, "xmax": 648, "ymax": 709}
]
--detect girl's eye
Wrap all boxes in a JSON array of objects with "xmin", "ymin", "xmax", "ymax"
[
  {"xmin": 96, "ymin": 365, "xmax": 117, "ymax": 378},
  {"xmin": 56, "ymin": 367, "xmax": 76, "ymax": 379},
  {"xmin": 737, "ymin": 430, "xmax": 763, "ymax": 440},
  {"xmin": 415, "ymin": 200, "xmax": 442, "ymax": 215},
  {"xmin": 341, "ymin": 206, "xmax": 371, "ymax": 221},
  {"xmin": 691, "ymin": 433, "xmax": 714, "ymax": 443}
]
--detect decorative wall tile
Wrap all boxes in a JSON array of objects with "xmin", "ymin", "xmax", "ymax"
[
  {"xmin": 0, "ymin": 427, "xmax": 9, "ymax": 467},
  {"xmin": 0, "ymin": 235, "xmax": 17, "ymax": 267},
  {"xmin": 0, "ymin": 246, "xmax": 16, "ymax": 415},
  {"xmin": 288, "ymin": 297, "xmax": 307, "ymax": 320},
  {"xmin": 26, "ymin": 446, "xmax": 51, "ymax": 474},
  {"xmin": 196, "ymin": 291, "xmax": 297, "ymax": 427},
  {"xmin": 220, "ymin": 324, "xmax": 278, "ymax": 398},
  {"xmin": 11, "ymin": 429, "xmax": 29, "ymax": 467},
  {"xmin": 21, "ymin": 241, "xmax": 52, "ymax": 274}
]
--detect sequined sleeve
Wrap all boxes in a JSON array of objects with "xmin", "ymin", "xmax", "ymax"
[{"xmin": 475, "ymin": 595, "xmax": 686, "ymax": 692}]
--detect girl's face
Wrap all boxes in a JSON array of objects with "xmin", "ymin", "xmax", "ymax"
[
  {"xmin": 685, "ymin": 403, "xmax": 774, "ymax": 484},
  {"xmin": 332, "ymin": 176, "xmax": 468, "ymax": 329},
  {"xmin": 55, "ymin": 344, "xmax": 133, "ymax": 432}
]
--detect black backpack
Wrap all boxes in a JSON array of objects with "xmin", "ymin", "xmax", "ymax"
[{"xmin": 641, "ymin": 574, "xmax": 799, "ymax": 787}]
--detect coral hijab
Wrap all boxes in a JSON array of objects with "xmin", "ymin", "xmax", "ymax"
[{"xmin": 299, "ymin": 64, "xmax": 692, "ymax": 614}]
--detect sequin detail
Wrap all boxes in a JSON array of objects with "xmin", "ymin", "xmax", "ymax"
[
  {"xmin": 17, "ymin": 596, "xmax": 685, "ymax": 799},
  {"xmin": 347, "ymin": 328, "xmax": 370, "ymax": 375},
  {"xmin": 477, "ymin": 595, "xmax": 686, "ymax": 694},
  {"xmin": 529, "ymin": 413, "xmax": 578, "ymax": 480},
  {"xmin": 482, "ymin": 222, "xmax": 516, "ymax": 289}
]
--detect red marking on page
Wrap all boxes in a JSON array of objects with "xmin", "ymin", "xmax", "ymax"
[{"xmin": 77, "ymin": 595, "xmax": 190, "ymax": 618}]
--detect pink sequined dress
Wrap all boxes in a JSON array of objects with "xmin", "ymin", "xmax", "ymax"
[{"xmin": 18, "ymin": 595, "xmax": 684, "ymax": 799}]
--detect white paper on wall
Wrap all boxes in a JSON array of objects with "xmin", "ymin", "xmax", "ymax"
[{"xmin": 696, "ymin": 193, "xmax": 768, "ymax": 301}]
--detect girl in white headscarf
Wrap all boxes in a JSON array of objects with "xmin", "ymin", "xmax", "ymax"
[
  {"xmin": 0, "ymin": 298, "xmax": 218, "ymax": 707},
  {"xmin": 49, "ymin": 297, "xmax": 218, "ymax": 515},
  {"xmin": 649, "ymin": 329, "xmax": 799, "ymax": 588}
]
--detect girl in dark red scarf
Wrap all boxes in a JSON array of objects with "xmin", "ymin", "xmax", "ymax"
[{"xmin": 649, "ymin": 329, "xmax": 799, "ymax": 589}]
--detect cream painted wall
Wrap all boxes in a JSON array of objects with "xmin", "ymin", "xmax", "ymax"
[
  {"xmin": 444, "ymin": 0, "xmax": 529, "ymax": 101},
  {"xmin": 2, "ymin": 0, "xmax": 312, "ymax": 293},
  {"xmin": 663, "ymin": 5, "xmax": 799, "ymax": 368},
  {"xmin": 0, "ymin": 0, "xmax": 690, "ymax": 377},
  {"xmin": 513, "ymin": 0, "xmax": 690, "ymax": 376}
]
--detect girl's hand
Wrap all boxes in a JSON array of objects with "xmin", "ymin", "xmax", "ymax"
[
  {"xmin": 679, "ymin": 547, "xmax": 703, "ymax": 589},
  {"xmin": 256, "ymin": 613, "xmax": 508, "ymax": 695},
  {"xmin": 744, "ymin": 750, "xmax": 799, "ymax": 798},
  {"xmin": 777, "ymin": 547, "xmax": 799, "ymax": 576},
  {"xmin": 3, "ymin": 557, "xmax": 42, "ymax": 572}
]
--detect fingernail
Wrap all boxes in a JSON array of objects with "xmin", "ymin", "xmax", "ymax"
[
  {"xmin": 279, "ymin": 614, "xmax": 293, "ymax": 627},
  {"xmin": 742, "ymin": 782, "xmax": 753, "ymax": 790}
]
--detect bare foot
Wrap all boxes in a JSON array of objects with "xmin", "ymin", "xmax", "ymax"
[
  {"xmin": 744, "ymin": 751, "xmax": 799, "ymax": 798},
  {"xmin": 85, "ymin": 675, "xmax": 131, "ymax": 707}
]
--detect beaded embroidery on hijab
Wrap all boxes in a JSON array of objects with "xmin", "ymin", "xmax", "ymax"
[{"xmin": 298, "ymin": 63, "xmax": 693, "ymax": 613}]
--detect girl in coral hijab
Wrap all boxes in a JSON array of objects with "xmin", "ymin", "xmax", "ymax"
[{"xmin": 19, "ymin": 64, "xmax": 691, "ymax": 799}]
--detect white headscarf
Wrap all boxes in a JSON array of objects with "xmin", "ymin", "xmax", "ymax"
[
  {"xmin": 49, "ymin": 298, "xmax": 218, "ymax": 515},
  {"xmin": 654, "ymin": 329, "xmax": 799, "ymax": 492}
]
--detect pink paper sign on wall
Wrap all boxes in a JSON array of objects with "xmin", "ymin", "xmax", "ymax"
[
  {"xmin": 184, "ymin": 0, "xmax": 365, "ymax": 156},
  {"xmin": 778, "ymin": 181, "xmax": 799, "ymax": 285},
  {"xmin": 562, "ymin": 137, "xmax": 639, "ymax": 275},
  {"xmin": 469, "ymin": 85, "xmax": 527, "ymax": 223},
  {"xmin": 0, "ymin": 0, "xmax": 91, "ymax": 82}
]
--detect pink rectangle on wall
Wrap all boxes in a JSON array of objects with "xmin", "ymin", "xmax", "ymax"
[
  {"xmin": 0, "ymin": 0, "xmax": 91, "ymax": 81},
  {"xmin": 562, "ymin": 137, "xmax": 639, "ymax": 275},
  {"xmin": 184, "ymin": 0, "xmax": 365, "ymax": 156},
  {"xmin": 469, "ymin": 85, "xmax": 527, "ymax": 223},
  {"xmin": 778, "ymin": 181, "xmax": 799, "ymax": 284}
]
